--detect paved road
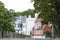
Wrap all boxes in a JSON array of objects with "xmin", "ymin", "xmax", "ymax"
[
  {"xmin": 0, "ymin": 38, "xmax": 60, "ymax": 40},
  {"xmin": 0, "ymin": 38, "xmax": 31, "ymax": 40}
]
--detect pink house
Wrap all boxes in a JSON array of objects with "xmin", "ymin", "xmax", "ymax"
[
  {"xmin": 32, "ymin": 18, "xmax": 45, "ymax": 38},
  {"xmin": 32, "ymin": 18, "xmax": 52, "ymax": 38}
]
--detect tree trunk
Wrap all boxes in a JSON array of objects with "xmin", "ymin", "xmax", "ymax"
[{"xmin": 2, "ymin": 31, "xmax": 4, "ymax": 38}]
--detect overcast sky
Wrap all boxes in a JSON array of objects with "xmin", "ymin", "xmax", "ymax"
[{"xmin": 0, "ymin": 0, "xmax": 34, "ymax": 12}]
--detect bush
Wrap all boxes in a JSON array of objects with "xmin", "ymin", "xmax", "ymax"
[{"xmin": 44, "ymin": 30, "xmax": 52, "ymax": 37}]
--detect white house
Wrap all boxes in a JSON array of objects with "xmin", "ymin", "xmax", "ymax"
[{"xmin": 14, "ymin": 13, "xmax": 39, "ymax": 35}]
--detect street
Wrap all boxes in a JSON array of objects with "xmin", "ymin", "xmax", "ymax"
[{"xmin": 0, "ymin": 38, "xmax": 60, "ymax": 40}]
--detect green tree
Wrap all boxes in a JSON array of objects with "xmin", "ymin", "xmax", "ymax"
[
  {"xmin": 0, "ymin": 1, "xmax": 15, "ymax": 38},
  {"xmin": 33, "ymin": 0, "xmax": 60, "ymax": 37},
  {"xmin": 15, "ymin": 9, "xmax": 36, "ymax": 18}
]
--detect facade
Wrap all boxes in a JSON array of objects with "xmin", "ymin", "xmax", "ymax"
[
  {"xmin": 32, "ymin": 18, "xmax": 45, "ymax": 38},
  {"xmin": 14, "ymin": 13, "xmax": 52, "ymax": 38},
  {"xmin": 14, "ymin": 13, "xmax": 39, "ymax": 35},
  {"xmin": 32, "ymin": 18, "xmax": 52, "ymax": 38},
  {"xmin": 32, "ymin": 18, "xmax": 42, "ymax": 36}
]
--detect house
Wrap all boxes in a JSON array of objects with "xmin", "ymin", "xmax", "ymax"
[
  {"xmin": 14, "ymin": 13, "xmax": 39, "ymax": 35},
  {"xmin": 32, "ymin": 18, "xmax": 45, "ymax": 38},
  {"xmin": 32, "ymin": 18, "xmax": 52, "ymax": 38}
]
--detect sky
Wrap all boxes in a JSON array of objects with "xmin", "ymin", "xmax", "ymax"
[{"xmin": 0, "ymin": 0, "xmax": 34, "ymax": 12}]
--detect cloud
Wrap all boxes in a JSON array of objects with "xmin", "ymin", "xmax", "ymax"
[{"xmin": 0, "ymin": 0, "xmax": 34, "ymax": 12}]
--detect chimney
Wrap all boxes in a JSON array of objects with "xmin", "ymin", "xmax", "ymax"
[{"xmin": 35, "ymin": 13, "xmax": 38, "ymax": 18}]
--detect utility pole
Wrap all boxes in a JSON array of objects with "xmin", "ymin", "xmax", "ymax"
[{"xmin": 52, "ymin": 25, "xmax": 54, "ymax": 38}]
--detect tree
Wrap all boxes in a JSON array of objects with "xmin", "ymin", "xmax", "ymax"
[
  {"xmin": 0, "ymin": 1, "xmax": 15, "ymax": 38},
  {"xmin": 33, "ymin": 0, "xmax": 60, "ymax": 37},
  {"xmin": 15, "ymin": 9, "xmax": 36, "ymax": 18}
]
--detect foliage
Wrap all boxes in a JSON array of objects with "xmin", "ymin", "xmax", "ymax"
[
  {"xmin": 44, "ymin": 30, "xmax": 51, "ymax": 37},
  {"xmin": 0, "ymin": 1, "xmax": 15, "ymax": 37},
  {"xmin": 33, "ymin": 0, "xmax": 60, "ymax": 37},
  {"xmin": 34, "ymin": 0, "xmax": 57, "ymax": 23},
  {"xmin": 15, "ymin": 9, "xmax": 36, "ymax": 18}
]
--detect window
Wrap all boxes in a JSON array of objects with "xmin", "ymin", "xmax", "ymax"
[{"xmin": 18, "ymin": 23, "xmax": 22, "ymax": 28}]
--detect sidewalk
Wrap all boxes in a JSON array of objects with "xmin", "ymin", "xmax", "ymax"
[{"xmin": 0, "ymin": 38, "xmax": 60, "ymax": 40}]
